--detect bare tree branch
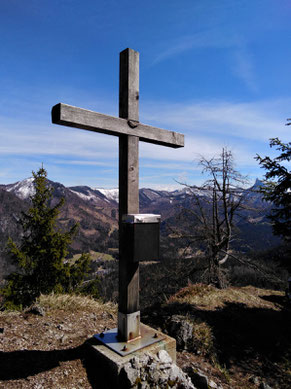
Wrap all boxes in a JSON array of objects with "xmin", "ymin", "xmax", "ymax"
[{"xmin": 175, "ymin": 148, "xmax": 251, "ymax": 288}]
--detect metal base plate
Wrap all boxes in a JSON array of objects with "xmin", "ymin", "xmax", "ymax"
[{"xmin": 94, "ymin": 324, "xmax": 165, "ymax": 356}]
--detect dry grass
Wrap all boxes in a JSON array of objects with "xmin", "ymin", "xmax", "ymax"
[
  {"xmin": 162, "ymin": 283, "xmax": 290, "ymax": 388},
  {"xmin": 0, "ymin": 293, "xmax": 117, "ymax": 388},
  {"xmin": 190, "ymin": 318, "xmax": 215, "ymax": 357},
  {"xmin": 168, "ymin": 283, "xmax": 284, "ymax": 310},
  {"xmin": 0, "ymin": 309, "xmax": 19, "ymax": 318},
  {"xmin": 37, "ymin": 293, "xmax": 116, "ymax": 315},
  {"xmin": 72, "ymin": 250, "xmax": 114, "ymax": 262},
  {"xmin": 1, "ymin": 285, "xmax": 289, "ymax": 388}
]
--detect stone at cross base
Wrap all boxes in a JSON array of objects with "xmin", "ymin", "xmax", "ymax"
[
  {"xmin": 51, "ymin": 48, "xmax": 184, "ymax": 364},
  {"xmin": 84, "ymin": 342, "xmax": 196, "ymax": 389}
]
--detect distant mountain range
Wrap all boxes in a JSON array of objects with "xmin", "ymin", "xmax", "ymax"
[{"xmin": 0, "ymin": 177, "xmax": 280, "ymax": 279}]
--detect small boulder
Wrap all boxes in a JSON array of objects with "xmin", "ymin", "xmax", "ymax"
[
  {"xmin": 118, "ymin": 351, "xmax": 196, "ymax": 388},
  {"xmin": 25, "ymin": 304, "xmax": 45, "ymax": 316},
  {"xmin": 259, "ymin": 383, "xmax": 273, "ymax": 389},
  {"xmin": 157, "ymin": 349, "xmax": 172, "ymax": 364},
  {"xmin": 209, "ymin": 379, "xmax": 218, "ymax": 388},
  {"xmin": 166, "ymin": 315, "xmax": 194, "ymax": 351},
  {"xmin": 184, "ymin": 367, "xmax": 212, "ymax": 389},
  {"xmin": 249, "ymin": 376, "xmax": 260, "ymax": 385},
  {"xmin": 120, "ymin": 362, "xmax": 140, "ymax": 387},
  {"xmin": 190, "ymin": 371, "xmax": 208, "ymax": 389}
]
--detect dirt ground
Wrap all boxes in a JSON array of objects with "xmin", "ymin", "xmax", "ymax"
[
  {"xmin": 0, "ymin": 308, "xmax": 230, "ymax": 389},
  {"xmin": 0, "ymin": 290, "xmax": 290, "ymax": 389}
]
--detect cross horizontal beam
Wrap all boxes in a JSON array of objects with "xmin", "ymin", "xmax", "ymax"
[{"xmin": 52, "ymin": 103, "xmax": 184, "ymax": 148}]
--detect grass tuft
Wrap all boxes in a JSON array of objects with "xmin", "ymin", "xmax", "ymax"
[
  {"xmin": 37, "ymin": 293, "xmax": 116, "ymax": 315},
  {"xmin": 191, "ymin": 318, "xmax": 215, "ymax": 357},
  {"xmin": 214, "ymin": 362, "xmax": 231, "ymax": 382},
  {"xmin": 168, "ymin": 283, "xmax": 284, "ymax": 310}
]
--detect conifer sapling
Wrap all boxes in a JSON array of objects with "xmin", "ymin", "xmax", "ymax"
[{"xmin": 1, "ymin": 167, "xmax": 90, "ymax": 309}]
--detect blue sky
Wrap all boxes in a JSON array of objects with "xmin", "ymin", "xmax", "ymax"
[{"xmin": 0, "ymin": 0, "xmax": 290, "ymax": 190}]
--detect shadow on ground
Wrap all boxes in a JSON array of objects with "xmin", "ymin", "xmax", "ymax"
[
  {"xmin": 0, "ymin": 341, "xmax": 119, "ymax": 389},
  {"xmin": 0, "ymin": 338, "xmax": 124, "ymax": 389},
  {"xmin": 1, "ymin": 293, "xmax": 290, "ymax": 388},
  {"xmin": 142, "ymin": 293, "xmax": 291, "ymax": 389},
  {"xmin": 0, "ymin": 346, "xmax": 83, "ymax": 381}
]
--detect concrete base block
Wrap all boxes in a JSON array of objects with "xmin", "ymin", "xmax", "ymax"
[{"xmin": 85, "ymin": 323, "xmax": 176, "ymax": 389}]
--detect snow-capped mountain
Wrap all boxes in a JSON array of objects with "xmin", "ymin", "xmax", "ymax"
[
  {"xmin": 2, "ymin": 178, "xmax": 202, "ymax": 206},
  {"xmin": 5, "ymin": 177, "xmax": 35, "ymax": 200},
  {"xmin": 0, "ymin": 179, "xmax": 120, "ymax": 267},
  {"xmin": 0, "ymin": 175, "xmax": 280, "ymax": 278},
  {"xmin": 68, "ymin": 186, "xmax": 113, "ymax": 206},
  {"xmin": 95, "ymin": 188, "xmax": 119, "ymax": 203},
  {"xmin": 1, "ymin": 177, "xmax": 266, "ymax": 211},
  {"xmin": 1, "ymin": 177, "xmax": 214, "ymax": 223}
]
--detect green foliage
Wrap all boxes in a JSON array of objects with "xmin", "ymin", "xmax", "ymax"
[
  {"xmin": 77, "ymin": 278, "xmax": 101, "ymax": 299},
  {"xmin": 256, "ymin": 137, "xmax": 291, "ymax": 241},
  {"xmin": 1, "ymin": 167, "xmax": 90, "ymax": 309}
]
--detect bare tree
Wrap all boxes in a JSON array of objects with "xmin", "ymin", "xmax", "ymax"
[{"xmin": 175, "ymin": 148, "xmax": 249, "ymax": 288}]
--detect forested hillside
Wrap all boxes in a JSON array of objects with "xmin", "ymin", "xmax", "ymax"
[{"xmin": 0, "ymin": 177, "xmax": 282, "ymax": 281}]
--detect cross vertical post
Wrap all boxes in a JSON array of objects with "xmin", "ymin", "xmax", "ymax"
[
  {"xmin": 51, "ymin": 47, "xmax": 185, "ymax": 351},
  {"xmin": 118, "ymin": 48, "xmax": 140, "ymax": 341}
]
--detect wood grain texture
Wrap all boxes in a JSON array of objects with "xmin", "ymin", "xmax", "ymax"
[
  {"xmin": 119, "ymin": 48, "xmax": 139, "ymax": 121},
  {"xmin": 50, "ymin": 47, "xmax": 186, "ymax": 339},
  {"xmin": 118, "ymin": 49, "xmax": 140, "ymax": 317},
  {"xmin": 51, "ymin": 103, "xmax": 184, "ymax": 148},
  {"xmin": 119, "ymin": 135, "xmax": 139, "ymax": 220}
]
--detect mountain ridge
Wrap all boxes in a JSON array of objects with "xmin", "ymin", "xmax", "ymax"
[
  {"xmin": 0, "ymin": 177, "xmax": 280, "ymax": 281},
  {"xmin": 0, "ymin": 177, "xmax": 265, "ymax": 205}
]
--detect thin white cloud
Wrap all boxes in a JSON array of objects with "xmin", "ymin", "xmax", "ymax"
[
  {"xmin": 1, "ymin": 97, "xmax": 289, "ymax": 186},
  {"xmin": 153, "ymin": 30, "xmax": 258, "ymax": 92},
  {"xmin": 233, "ymin": 46, "xmax": 258, "ymax": 92},
  {"xmin": 141, "ymin": 161, "xmax": 200, "ymax": 171},
  {"xmin": 153, "ymin": 30, "xmax": 239, "ymax": 64},
  {"xmin": 53, "ymin": 159, "xmax": 114, "ymax": 167},
  {"xmin": 2, "ymin": 98, "xmax": 290, "ymax": 164},
  {"xmin": 142, "ymin": 98, "xmax": 291, "ymax": 142},
  {"xmin": 140, "ymin": 134, "xmax": 256, "ymax": 169},
  {"xmin": 0, "ymin": 119, "xmax": 118, "ymax": 159}
]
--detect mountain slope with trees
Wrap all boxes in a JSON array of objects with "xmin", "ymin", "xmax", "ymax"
[{"xmin": 0, "ymin": 173, "xmax": 281, "ymax": 283}]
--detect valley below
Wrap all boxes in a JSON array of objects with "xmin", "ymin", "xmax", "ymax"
[{"xmin": 0, "ymin": 177, "xmax": 283, "ymax": 283}]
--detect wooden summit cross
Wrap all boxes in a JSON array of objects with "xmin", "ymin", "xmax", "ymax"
[{"xmin": 51, "ymin": 48, "xmax": 184, "ymax": 349}]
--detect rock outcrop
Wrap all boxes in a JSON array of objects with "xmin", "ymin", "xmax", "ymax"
[{"xmin": 119, "ymin": 350, "xmax": 196, "ymax": 389}]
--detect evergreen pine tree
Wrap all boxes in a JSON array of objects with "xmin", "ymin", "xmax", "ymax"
[
  {"xmin": 256, "ymin": 137, "xmax": 291, "ymax": 241},
  {"xmin": 1, "ymin": 167, "xmax": 90, "ymax": 309}
]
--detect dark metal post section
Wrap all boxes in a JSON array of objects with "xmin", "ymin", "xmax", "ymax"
[
  {"xmin": 122, "ymin": 214, "xmax": 161, "ymax": 262},
  {"xmin": 118, "ymin": 48, "xmax": 140, "ymax": 341}
]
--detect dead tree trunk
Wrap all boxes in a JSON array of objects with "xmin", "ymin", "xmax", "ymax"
[{"xmin": 176, "ymin": 148, "xmax": 249, "ymax": 288}]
